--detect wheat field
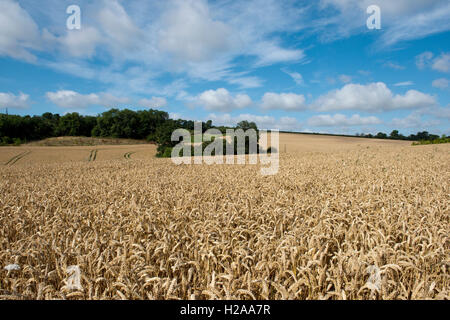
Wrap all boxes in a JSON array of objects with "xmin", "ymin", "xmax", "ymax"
[{"xmin": 0, "ymin": 134, "xmax": 448, "ymax": 300}]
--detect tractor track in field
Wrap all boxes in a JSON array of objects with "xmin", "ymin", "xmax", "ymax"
[
  {"xmin": 88, "ymin": 149, "xmax": 98, "ymax": 162},
  {"xmin": 4, "ymin": 151, "xmax": 31, "ymax": 166},
  {"xmin": 123, "ymin": 152, "xmax": 136, "ymax": 160}
]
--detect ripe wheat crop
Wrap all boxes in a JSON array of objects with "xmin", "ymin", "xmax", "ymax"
[{"xmin": 0, "ymin": 137, "xmax": 448, "ymax": 300}]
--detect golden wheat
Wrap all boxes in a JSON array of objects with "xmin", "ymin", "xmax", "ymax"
[{"xmin": 0, "ymin": 135, "xmax": 448, "ymax": 300}]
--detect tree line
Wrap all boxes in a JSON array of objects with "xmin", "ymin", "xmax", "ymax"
[
  {"xmin": 1, "ymin": 108, "xmax": 447, "ymax": 150},
  {"xmin": 0, "ymin": 108, "xmax": 199, "ymax": 145},
  {"xmin": 0, "ymin": 109, "xmax": 262, "ymax": 156},
  {"xmin": 355, "ymin": 130, "xmax": 448, "ymax": 142}
]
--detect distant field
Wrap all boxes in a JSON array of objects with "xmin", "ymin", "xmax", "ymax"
[
  {"xmin": 263, "ymin": 132, "xmax": 412, "ymax": 153},
  {"xmin": 0, "ymin": 133, "xmax": 448, "ymax": 300},
  {"xmin": 1, "ymin": 133, "xmax": 410, "ymax": 165}
]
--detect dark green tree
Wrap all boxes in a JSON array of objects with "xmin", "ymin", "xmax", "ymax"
[
  {"xmin": 390, "ymin": 130, "xmax": 399, "ymax": 139},
  {"xmin": 376, "ymin": 132, "xmax": 387, "ymax": 139}
]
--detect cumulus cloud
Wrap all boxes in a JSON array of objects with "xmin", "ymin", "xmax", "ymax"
[
  {"xmin": 58, "ymin": 27, "xmax": 103, "ymax": 58},
  {"xmin": 46, "ymin": 90, "xmax": 130, "ymax": 109},
  {"xmin": 307, "ymin": 114, "xmax": 381, "ymax": 127},
  {"xmin": 0, "ymin": 0, "xmax": 42, "ymax": 62},
  {"xmin": 207, "ymin": 113, "xmax": 301, "ymax": 131},
  {"xmin": 391, "ymin": 112, "xmax": 440, "ymax": 129},
  {"xmin": 426, "ymin": 106, "xmax": 450, "ymax": 120},
  {"xmin": 3, "ymin": 0, "xmax": 448, "ymax": 113},
  {"xmin": 416, "ymin": 52, "xmax": 450, "ymax": 73},
  {"xmin": 406, "ymin": 105, "xmax": 450, "ymax": 124},
  {"xmin": 53, "ymin": 0, "xmax": 146, "ymax": 61},
  {"xmin": 138, "ymin": 97, "xmax": 168, "ymax": 108},
  {"xmin": 276, "ymin": 116, "xmax": 302, "ymax": 131},
  {"xmin": 432, "ymin": 78, "xmax": 449, "ymax": 89},
  {"xmin": 392, "ymin": 90, "xmax": 437, "ymax": 109},
  {"xmin": 261, "ymin": 92, "xmax": 307, "ymax": 111},
  {"xmin": 0, "ymin": 92, "xmax": 30, "ymax": 109},
  {"xmin": 159, "ymin": 0, "xmax": 233, "ymax": 63},
  {"xmin": 1, "ymin": 0, "xmax": 309, "ymax": 93},
  {"xmin": 97, "ymin": 1, "xmax": 144, "ymax": 51},
  {"xmin": 196, "ymin": 88, "xmax": 252, "ymax": 112},
  {"xmin": 391, "ymin": 113, "xmax": 421, "ymax": 128},
  {"xmin": 313, "ymin": 82, "xmax": 436, "ymax": 112},
  {"xmin": 156, "ymin": 0, "xmax": 305, "ymax": 79},
  {"xmin": 432, "ymin": 53, "xmax": 450, "ymax": 73}
]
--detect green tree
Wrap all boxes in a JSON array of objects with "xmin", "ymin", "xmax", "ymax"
[
  {"xmin": 390, "ymin": 130, "xmax": 399, "ymax": 139},
  {"xmin": 376, "ymin": 132, "xmax": 387, "ymax": 139},
  {"xmin": 57, "ymin": 113, "xmax": 83, "ymax": 136}
]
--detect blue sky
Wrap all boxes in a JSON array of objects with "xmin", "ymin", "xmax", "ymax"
[{"xmin": 0, "ymin": 0, "xmax": 449, "ymax": 135}]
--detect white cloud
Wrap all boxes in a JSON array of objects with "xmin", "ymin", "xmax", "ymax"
[
  {"xmin": 313, "ymin": 82, "xmax": 436, "ymax": 112},
  {"xmin": 432, "ymin": 78, "xmax": 449, "ymax": 89},
  {"xmin": 250, "ymin": 41, "xmax": 305, "ymax": 66},
  {"xmin": 409, "ymin": 105, "xmax": 450, "ymax": 122},
  {"xmin": 432, "ymin": 53, "xmax": 450, "ymax": 73},
  {"xmin": 46, "ymin": 90, "xmax": 130, "ymax": 109},
  {"xmin": 416, "ymin": 52, "xmax": 450, "ymax": 73},
  {"xmin": 97, "ymin": 1, "xmax": 143, "ymax": 51},
  {"xmin": 196, "ymin": 88, "xmax": 252, "ymax": 112},
  {"xmin": 377, "ymin": 3, "xmax": 450, "ymax": 48},
  {"xmin": 261, "ymin": 92, "xmax": 307, "ymax": 111},
  {"xmin": 427, "ymin": 106, "xmax": 450, "ymax": 120},
  {"xmin": 282, "ymin": 69, "xmax": 304, "ymax": 85},
  {"xmin": 207, "ymin": 113, "xmax": 301, "ymax": 131},
  {"xmin": 208, "ymin": 113, "xmax": 268, "ymax": 128},
  {"xmin": 416, "ymin": 52, "xmax": 434, "ymax": 69},
  {"xmin": 217, "ymin": 0, "xmax": 306, "ymax": 66},
  {"xmin": 1, "ymin": 0, "xmax": 309, "ymax": 94},
  {"xmin": 0, "ymin": 0, "xmax": 42, "ymax": 62},
  {"xmin": 391, "ymin": 114, "xmax": 421, "ymax": 128},
  {"xmin": 307, "ymin": 114, "xmax": 381, "ymax": 127},
  {"xmin": 321, "ymin": 0, "xmax": 443, "ymax": 16},
  {"xmin": 139, "ymin": 97, "xmax": 168, "ymax": 108},
  {"xmin": 159, "ymin": 0, "xmax": 233, "ymax": 63},
  {"xmin": 391, "ymin": 112, "xmax": 440, "ymax": 129},
  {"xmin": 159, "ymin": 0, "xmax": 306, "ymax": 80},
  {"xmin": 392, "ymin": 90, "xmax": 435, "ymax": 109},
  {"xmin": 318, "ymin": 1, "xmax": 450, "ymax": 47},
  {"xmin": 54, "ymin": 0, "xmax": 146, "ymax": 61},
  {"xmin": 58, "ymin": 27, "xmax": 103, "ymax": 58},
  {"xmin": 0, "ymin": 92, "xmax": 30, "ymax": 109},
  {"xmin": 154, "ymin": 0, "xmax": 305, "ymax": 81},
  {"xmin": 277, "ymin": 117, "xmax": 302, "ymax": 131},
  {"xmin": 394, "ymin": 81, "xmax": 414, "ymax": 87},
  {"xmin": 4, "ymin": 0, "xmax": 449, "ymax": 110}
]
